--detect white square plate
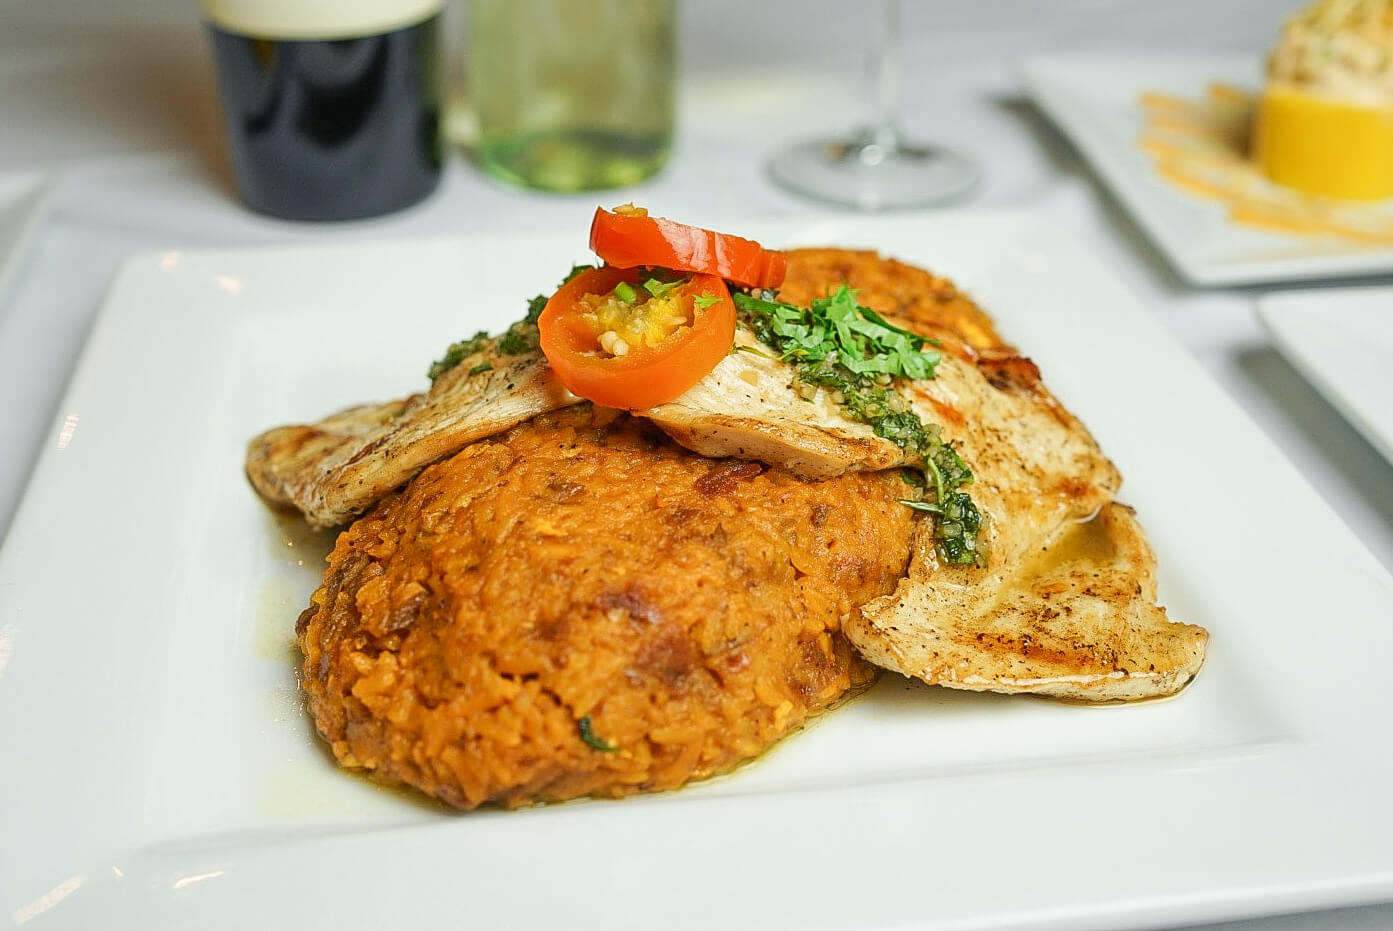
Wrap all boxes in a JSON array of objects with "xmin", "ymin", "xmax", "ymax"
[
  {"xmin": 1021, "ymin": 53, "xmax": 1393, "ymax": 287},
  {"xmin": 1258, "ymin": 286, "xmax": 1393, "ymax": 466},
  {"xmin": 3, "ymin": 211, "xmax": 1393, "ymax": 930}
]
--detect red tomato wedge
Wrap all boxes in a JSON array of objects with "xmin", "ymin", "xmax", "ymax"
[
  {"xmin": 589, "ymin": 207, "xmax": 788, "ymax": 290},
  {"xmin": 538, "ymin": 266, "xmax": 736, "ymax": 410}
]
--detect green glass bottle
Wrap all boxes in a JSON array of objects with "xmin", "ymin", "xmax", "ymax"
[{"xmin": 467, "ymin": 0, "xmax": 675, "ymax": 192}]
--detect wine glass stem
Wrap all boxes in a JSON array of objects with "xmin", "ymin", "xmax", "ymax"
[{"xmin": 861, "ymin": 0, "xmax": 902, "ymax": 152}]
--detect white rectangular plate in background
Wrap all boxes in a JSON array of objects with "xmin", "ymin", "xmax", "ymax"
[
  {"xmin": 1258, "ymin": 286, "xmax": 1393, "ymax": 467},
  {"xmin": 1021, "ymin": 53, "xmax": 1393, "ymax": 286},
  {"xmin": 2, "ymin": 211, "xmax": 1392, "ymax": 930}
]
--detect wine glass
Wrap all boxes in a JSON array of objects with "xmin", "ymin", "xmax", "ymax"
[{"xmin": 767, "ymin": 0, "xmax": 977, "ymax": 210}]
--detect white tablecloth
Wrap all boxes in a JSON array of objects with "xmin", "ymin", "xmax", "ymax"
[{"xmin": 1, "ymin": 1, "xmax": 1390, "ymax": 928}]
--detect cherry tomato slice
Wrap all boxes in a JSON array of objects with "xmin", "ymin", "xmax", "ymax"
[
  {"xmin": 538, "ymin": 266, "xmax": 736, "ymax": 410},
  {"xmin": 589, "ymin": 207, "xmax": 788, "ymax": 290}
]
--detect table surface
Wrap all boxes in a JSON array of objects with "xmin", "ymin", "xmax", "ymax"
[{"xmin": 1, "ymin": 1, "xmax": 1390, "ymax": 929}]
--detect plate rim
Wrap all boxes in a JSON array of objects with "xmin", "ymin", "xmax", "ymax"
[{"xmin": 1256, "ymin": 284, "xmax": 1393, "ymax": 466}]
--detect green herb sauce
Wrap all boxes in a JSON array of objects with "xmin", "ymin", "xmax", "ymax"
[
  {"xmin": 427, "ymin": 266, "xmax": 595, "ymax": 382},
  {"xmin": 427, "ymin": 330, "xmax": 489, "ymax": 382},
  {"xmin": 734, "ymin": 286, "xmax": 985, "ymax": 567}
]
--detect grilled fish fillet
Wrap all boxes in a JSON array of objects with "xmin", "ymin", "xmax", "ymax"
[
  {"xmin": 246, "ymin": 345, "xmax": 580, "ymax": 528},
  {"xmin": 867, "ymin": 354, "xmax": 1207, "ymax": 700},
  {"xmin": 849, "ymin": 501, "xmax": 1208, "ymax": 701},
  {"xmin": 652, "ymin": 270, "xmax": 1206, "ymax": 700},
  {"xmin": 643, "ymin": 331, "xmax": 911, "ymax": 479}
]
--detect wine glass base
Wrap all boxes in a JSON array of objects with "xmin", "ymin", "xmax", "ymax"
[{"xmin": 768, "ymin": 137, "xmax": 978, "ymax": 211}]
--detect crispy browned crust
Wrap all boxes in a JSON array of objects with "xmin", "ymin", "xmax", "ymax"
[{"xmin": 297, "ymin": 406, "xmax": 914, "ymax": 809}]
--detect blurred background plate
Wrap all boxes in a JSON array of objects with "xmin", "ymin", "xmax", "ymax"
[
  {"xmin": 1258, "ymin": 287, "xmax": 1393, "ymax": 467},
  {"xmin": 1021, "ymin": 53, "xmax": 1393, "ymax": 287},
  {"xmin": 0, "ymin": 171, "xmax": 50, "ymax": 310}
]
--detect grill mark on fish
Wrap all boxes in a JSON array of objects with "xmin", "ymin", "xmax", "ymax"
[{"xmin": 246, "ymin": 347, "xmax": 581, "ymax": 528}]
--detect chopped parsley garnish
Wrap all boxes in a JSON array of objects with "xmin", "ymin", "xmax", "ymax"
[
  {"xmin": 735, "ymin": 286, "xmax": 941, "ymax": 379},
  {"xmin": 578, "ymin": 715, "xmax": 617, "ymax": 752},
  {"xmin": 427, "ymin": 266, "xmax": 596, "ymax": 380},
  {"xmin": 693, "ymin": 293, "xmax": 722, "ymax": 310},
  {"xmin": 644, "ymin": 277, "xmax": 682, "ymax": 298},
  {"xmin": 499, "ymin": 267, "xmax": 594, "ymax": 355},
  {"xmin": 427, "ymin": 330, "xmax": 489, "ymax": 382},
  {"xmin": 525, "ymin": 293, "xmax": 548, "ymax": 322},
  {"xmin": 495, "ymin": 327, "xmax": 535, "ymax": 355},
  {"xmin": 734, "ymin": 286, "xmax": 984, "ymax": 567}
]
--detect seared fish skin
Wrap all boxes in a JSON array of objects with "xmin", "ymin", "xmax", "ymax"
[{"xmin": 246, "ymin": 345, "xmax": 580, "ymax": 528}]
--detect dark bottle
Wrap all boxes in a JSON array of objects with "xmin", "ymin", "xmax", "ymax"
[{"xmin": 204, "ymin": 0, "xmax": 443, "ymax": 221}]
